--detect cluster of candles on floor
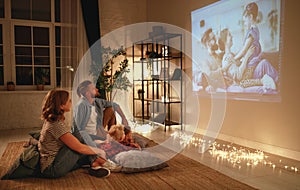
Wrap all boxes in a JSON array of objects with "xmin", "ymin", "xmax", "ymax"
[
  {"xmin": 171, "ymin": 131, "xmax": 298, "ymax": 174},
  {"xmin": 131, "ymin": 123, "xmax": 153, "ymax": 134}
]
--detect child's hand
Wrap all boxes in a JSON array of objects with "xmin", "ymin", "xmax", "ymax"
[{"xmin": 132, "ymin": 143, "xmax": 142, "ymax": 150}]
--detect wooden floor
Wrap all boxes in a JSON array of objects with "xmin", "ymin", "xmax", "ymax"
[
  {"xmin": 0, "ymin": 131, "xmax": 256, "ymax": 190},
  {"xmin": 0, "ymin": 127, "xmax": 300, "ymax": 190}
]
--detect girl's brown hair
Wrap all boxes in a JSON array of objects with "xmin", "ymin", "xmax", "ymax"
[
  {"xmin": 243, "ymin": 2, "xmax": 258, "ymax": 21},
  {"xmin": 41, "ymin": 89, "xmax": 69, "ymax": 122}
]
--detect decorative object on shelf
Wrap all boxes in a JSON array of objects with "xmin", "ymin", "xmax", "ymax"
[
  {"xmin": 90, "ymin": 46, "xmax": 132, "ymax": 101},
  {"xmin": 35, "ymin": 68, "xmax": 50, "ymax": 91},
  {"xmin": 171, "ymin": 68, "xmax": 182, "ymax": 80},
  {"xmin": 7, "ymin": 81, "xmax": 15, "ymax": 91},
  {"xmin": 137, "ymin": 89, "xmax": 145, "ymax": 100},
  {"xmin": 148, "ymin": 26, "xmax": 164, "ymax": 38}
]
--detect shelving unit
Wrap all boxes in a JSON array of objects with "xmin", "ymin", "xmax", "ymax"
[{"xmin": 132, "ymin": 32, "xmax": 183, "ymax": 131}]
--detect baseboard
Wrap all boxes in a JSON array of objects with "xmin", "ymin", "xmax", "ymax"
[{"xmin": 196, "ymin": 128, "xmax": 300, "ymax": 162}]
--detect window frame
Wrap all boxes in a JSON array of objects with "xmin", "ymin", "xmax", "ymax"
[
  {"xmin": 0, "ymin": 0, "xmax": 79, "ymax": 91},
  {"xmin": 0, "ymin": 0, "xmax": 56, "ymax": 90},
  {"xmin": 10, "ymin": 21, "xmax": 55, "ymax": 90}
]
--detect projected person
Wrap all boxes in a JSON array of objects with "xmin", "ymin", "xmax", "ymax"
[
  {"xmin": 197, "ymin": 28, "xmax": 226, "ymax": 92},
  {"xmin": 218, "ymin": 28, "xmax": 253, "ymax": 85},
  {"xmin": 218, "ymin": 28, "xmax": 276, "ymax": 91},
  {"xmin": 234, "ymin": 2, "xmax": 261, "ymax": 69},
  {"xmin": 233, "ymin": 2, "xmax": 278, "ymax": 91}
]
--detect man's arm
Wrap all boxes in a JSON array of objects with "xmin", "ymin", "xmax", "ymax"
[{"xmin": 115, "ymin": 105, "xmax": 128, "ymax": 126}]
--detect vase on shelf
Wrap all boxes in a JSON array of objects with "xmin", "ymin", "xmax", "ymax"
[{"xmin": 137, "ymin": 89, "xmax": 144, "ymax": 99}]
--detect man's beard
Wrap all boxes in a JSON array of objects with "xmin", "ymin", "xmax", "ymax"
[
  {"xmin": 210, "ymin": 44, "xmax": 218, "ymax": 52},
  {"xmin": 208, "ymin": 44, "xmax": 219, "ymax": 56},
  {"xmin": 95, "ymin": 91, "xmax": 101, "ymax": 98}
]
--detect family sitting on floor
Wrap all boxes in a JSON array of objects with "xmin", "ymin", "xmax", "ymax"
[{"xmin": 12, "ymin": 80, "xmax": 141, "ymax": 179}]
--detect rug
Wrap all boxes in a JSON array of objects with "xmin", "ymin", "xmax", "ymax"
[{"xmin": 0, "ymin": 141, "xmax": 257, "ymax": 190}]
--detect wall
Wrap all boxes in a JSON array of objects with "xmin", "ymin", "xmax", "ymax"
[
  {"xmin": 0, "ymin": 91, "xmax": 72, "ymax": 130},
  {"xmin": 99, "ymin": 0, "xmax": 147, "ymax": 36},
  {"xmin": 146, "ymin": 0, "xmax": 300, "ymax": 160},
  {"xmin": 0, "ymin": 91, "xmax": 45, "ymax": 130}
]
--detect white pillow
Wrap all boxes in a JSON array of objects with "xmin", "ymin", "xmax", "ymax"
[{"xmin": 113, "ymin": 150, "xmax": 168, "ymax": 173}]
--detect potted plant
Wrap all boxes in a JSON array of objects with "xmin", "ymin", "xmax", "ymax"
[
  {"xmin": 35, "ymin": 68, "xmax": 50, "ymax": 90},
  {"xmin": 7, "ymin": 81, "xmax": 15, "ymax": 91},
  {"xmin": 90, "ymin": 46, "xmax": 132, "ymax": 101}
]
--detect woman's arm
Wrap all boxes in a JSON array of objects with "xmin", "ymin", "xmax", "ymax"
[
  {"xmin": 235, "ymin": 46, "xmax": 255, "ymax": 81},
  {"xmin": 234, "ymin": 35, "xmax": 254, "ymax": 61},
  {"xmin": 59, "ymin": 132, "xmax": 106, "ymax": 159}
]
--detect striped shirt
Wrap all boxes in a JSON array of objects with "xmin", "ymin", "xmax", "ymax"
[{"xmin": 38, "ymin": 120, "xmax": 70, "ymax": 172}]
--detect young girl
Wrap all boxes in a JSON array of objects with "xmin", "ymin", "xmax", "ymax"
[
  {"xmin": 121, "ymin": 125, "xmax": 141, "ymax": 150},
  {"xmin": 38, "ymin": 89, "xmax": 110, "ymax": 178},
  {"xmin": 219, "ymin": 28, "xmax": 276, "ymax": 90},
  {"xmin": 234, "ymin": 2, "xmax": 261, "ymax": 70},
  {"xmin": 95, "ymin": 124, "xmax": 140, "ymax": 160}
]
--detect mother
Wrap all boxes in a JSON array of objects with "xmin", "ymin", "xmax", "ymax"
[{"xmin": 38, "ymin": 89, "xmax": 110, "ymax": 178}]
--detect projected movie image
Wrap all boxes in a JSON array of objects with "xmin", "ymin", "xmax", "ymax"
[{"xmin": 192, "ymin": 0, "xmax": 282, "ymax": 101}]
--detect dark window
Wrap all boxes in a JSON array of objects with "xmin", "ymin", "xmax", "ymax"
[
  {"xmin": 14, "ymin": 25, "xmax": 50, "ymax": 85},
  {"xmin": 11, "ymin": 0, "xmax": 31, "ymax": 20},
  {"xmin": 0, "ymin": 0, "xmax": 4, "ymax": 18},
  {"xmin": 11, "ymin": 0, "xmax": 51, "ymax": 21},
  {"xmin": 33, "ymin": 27, "xmax": 49, "ymax": 45},
  {"xmin": 32, "ymin": 0, "xmax": 51, "ymax": 21},
  {"xmin": 14, "ymin": 26, "xmax": 31, "ymax": 45},
  {"xmin": 55, "ymin": 26, "xmax": 61, "ymax": 45},
  {"xmin": 55, "ymin": 0, "xmax": 60, "ymax": 22},
  {"xmin": 0, "ymin": 24, "xmax": 3, "ymax": 85},
  {"xmin": 16, "ymin": 66, "xmax": 32, "ymax": 85},
  {"xmin": 56, "ymin": 68, "xmax": 61, "ymax": 86},
  {"xmin": 34, "ymin": 47, "xmax": 50, "ymax": 65}
]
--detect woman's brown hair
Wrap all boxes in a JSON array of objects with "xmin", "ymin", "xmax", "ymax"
[{"xmin": 41, "ymin": 89, "xmax": 69, "ymax": 122}]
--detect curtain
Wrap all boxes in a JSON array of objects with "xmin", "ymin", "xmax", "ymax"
[
  {"xmin": 60, "ymin": 0, "xmax": 89, "ymax": 90},
  {"xmin": 80, "ymin": 0, "xmax": 105, "ymax": 99}
]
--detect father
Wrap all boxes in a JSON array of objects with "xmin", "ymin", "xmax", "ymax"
[
  {"xmin": 196, "ymin": 28, "xmax": 226, "ymax": 91},
  {"xmin": 73, "ymin": 80, "xmax": 128, "ymax": 140}
]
